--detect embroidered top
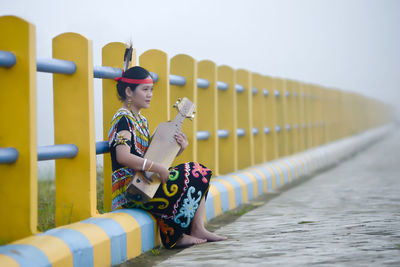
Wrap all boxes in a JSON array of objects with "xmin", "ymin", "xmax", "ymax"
[{"xmin": 108, "ymin": 108, "xmax": 150, "ymax": 209}]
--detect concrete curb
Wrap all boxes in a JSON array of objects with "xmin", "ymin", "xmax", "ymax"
[{"xmin": 0, "ymin": 125, "xmax": 392, "ymax": 267}]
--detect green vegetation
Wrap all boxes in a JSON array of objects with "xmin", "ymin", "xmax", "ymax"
[
  {"xmin": 38, "ymin": 167, "xmax": 104, "ymax": 232},
  {"xmin": 38, "ymin": 179, "xmax": 55, "ymax": 232}
]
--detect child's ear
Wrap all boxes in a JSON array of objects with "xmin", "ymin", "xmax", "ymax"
[{"xmin": 125, "ymin": 87, "xmax": 132, "ymax": 97}]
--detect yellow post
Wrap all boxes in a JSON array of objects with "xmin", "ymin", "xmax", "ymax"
[
  {"xmin": 311, "ymin": 85, "xmax": 319, "ymax": 146},
  {"xmin": 324, "ymin": 88, "xmax": 332, "ymax": 143},
  {"xmin": 335, "ymin": 89, "xmax": 341, "ymax": 141},
  {"xmin": 304, "ymin": 84, "xmax": 313, "ymax": 148},
  {"xmin": 263, "ymin": 75, "xmax": 278, "ymax": 161},
  {"xmin": 273, "ymin": 78, "xmax": 286, "ymax": 157},
  {"xmin": 309, "ymin": 85, "xmax": 317, "ymax": 147},
  {"xmin": 140, "ymin": 49, "xmax": 170, "ymax": 133},
  {"xmin": 297, "ymin": 82, "xmax": 306, "ymax": 151},
  {"xmin": 217, "ymin": 66, "xmax": 237, "ymax": 174},
  {"xmin": 0, "ymin": 16, "xmax": 37, "ymax": 242},
  {"xmin": 170, "ymin": 54, "xmax": 197, "ymax": 164},
  {"xmin": 236, "ymin": 69, "xmax": 253, "ymax": 169},
  {"xmin": 252, "ymin": 73, "xmax": 265, "ymax": 164},
  {"xmin": 339, "ymin": 91, "xmax": 347, "ymax": 138},
  {"xmin": 285, "ymin": 79, "xmax": 294, "ymax": 155},
  {"xmin": 53, "ymin": 33, "xmax": 96, "ymax": 226},
  {"xmin": 197, "ymin": 60, "xmax": 218, "ymax": 173},
  {"xmin": 102, "ymin": 42, "xmax": 129, "ymax": 212},
  {"xmin": 320, "ymin": 86, "xmax": 327, "ymax": 144},
  {"xmin": 319, "ymin": 86, "xmax": 324, "ymax": 143}
]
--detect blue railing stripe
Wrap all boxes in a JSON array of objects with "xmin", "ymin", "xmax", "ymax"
[
  {"xmin": 42, "ymin": 228, "xmax": 93, "ymax": 267},
  {"xmin": 0, "ymin": 244, "xmax": 51, "ymax": 266},
  {"xmin": 81, "ymin": 217, "xmax": 127, "ymax": 265}
]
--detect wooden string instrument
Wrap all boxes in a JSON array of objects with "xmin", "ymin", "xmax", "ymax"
[{"xmin": 126, "ymin": 97, "xmax": 195, "ymax": 203}]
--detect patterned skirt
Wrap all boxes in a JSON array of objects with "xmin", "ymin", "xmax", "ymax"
[{"xmin": 122, "ymin": 162, "xmax": 212, "ymax": 248}]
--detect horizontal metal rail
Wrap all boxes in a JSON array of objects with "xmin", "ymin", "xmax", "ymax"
[
  {"xmin": 150, "ymin": 72, "xmax": 159, "ymax": 82},
  {"xmin": 196, "ymin": 131, "xmax": 210, "ymax": 140},
  {"xmin": 38, "ymin": 144, "xmax": 79, "ymax": 161},
  {"xmin": 235, "ymin": 84, "xmax": 245, "ymax": 93},
  {"xmin": 37, "ymin": 58, "xmax": 76, "ymax": 74},
  {"xmin": 0, "ymin": 51, "xmax": 16, "ymax": 68},
  {"xmin": 170, "ymin": 74, "xmax": 186, "ymax": 86},
  {"xmin": 197, "ymin": 78, "xmax": 210, "ymax": 89},
  {"xmin": 96, "ymin": 141, "xmax": 110, "ymax": 154},
  {"xmin": 217, "ymin": 129, "xmax": 229, "ymax": 138},
  {"xmin": 1, "ymin": 51, "xmax": 250, "ymax": 92},
  {"xmin": 236, "ymin": 128, "xmax": 246, "ymax": 137},
  {"xmin": 0, "ymin": 148, "xmax": 19, "ymax": 164},
  {"xmin": 93, "ymin": 66, "xmax": 122, "ymax": 79},
  {"xmin": 217, "ymin": 81, "xmax": 229, "ymax": 91}
]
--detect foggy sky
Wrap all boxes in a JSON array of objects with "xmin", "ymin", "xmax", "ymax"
[{"xmin": 2, "ymin": 0, "xmax": 400, "ymax": 148}]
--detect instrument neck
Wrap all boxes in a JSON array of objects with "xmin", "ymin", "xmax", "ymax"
[{"xmin": 172, "ymin": 112, "xmax": 186, "ymax": 130}]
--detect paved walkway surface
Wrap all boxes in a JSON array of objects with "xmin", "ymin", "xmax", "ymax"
[{"xmin": 156, "ymin": 131, "xmax": 400, "ymax": 266}]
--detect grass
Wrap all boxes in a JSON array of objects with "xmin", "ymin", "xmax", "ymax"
[
  {"xmin": 38, "ymin": 180, "xmax": 56, "ymax": 232},
  {"xmin": 37, "ymin": 168, "xmax": 104, "ymax": 232}
]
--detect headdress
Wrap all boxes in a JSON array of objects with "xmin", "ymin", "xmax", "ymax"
[{"xmin": 114, "ymin": 43, "xmax": 153, "ymax": 84}]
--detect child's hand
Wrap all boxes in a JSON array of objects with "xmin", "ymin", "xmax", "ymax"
[{"xmin": 175, "ymin": 132, "xmax": 188, "ymax": 155}]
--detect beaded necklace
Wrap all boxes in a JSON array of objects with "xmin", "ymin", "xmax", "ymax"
[{"xmin": 129, "ymin": 109, "xmax": 150, "ymax": 138}]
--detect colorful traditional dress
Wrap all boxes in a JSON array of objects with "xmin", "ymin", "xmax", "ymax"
[{"xmin": 108, "ymin": 108, "xmax": 212, "ymax": 248}]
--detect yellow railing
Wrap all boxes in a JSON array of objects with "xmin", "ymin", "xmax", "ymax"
[{"xmin": 0, "ymin": 15, "xmax": 394, "ymax": 244}]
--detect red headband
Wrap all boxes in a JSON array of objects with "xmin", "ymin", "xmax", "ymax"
[{"xmin": 115, "ymin": 77, "xmax": 153, "ymax": 84}]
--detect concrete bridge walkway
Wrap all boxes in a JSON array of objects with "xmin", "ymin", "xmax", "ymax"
[{"xmin": 153, "ymin": 130, "xmax": 400, "ymax": 266}]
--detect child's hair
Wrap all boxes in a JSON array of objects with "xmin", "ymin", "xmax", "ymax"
[{"xmin": 116, "ymin": 66, "xmax": 151, "ymax": 100}]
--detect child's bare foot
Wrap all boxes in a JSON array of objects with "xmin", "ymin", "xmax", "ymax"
[
  {"xmin": 175, "ymin": 234, "xmax": 206, "ymax": 248},
  {"xmin": 191, "ymin": 228, "xmax": 228, "ymax": 242}
]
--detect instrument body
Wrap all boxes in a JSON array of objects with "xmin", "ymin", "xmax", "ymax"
[{"xmin": 127, "ymin": 97, "xmax": 195, "ymax": 202}]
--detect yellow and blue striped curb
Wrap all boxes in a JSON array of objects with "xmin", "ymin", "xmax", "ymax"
[{"xmin": 0, "ymin": 125, "xmax": 392, "ymax": 267}]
